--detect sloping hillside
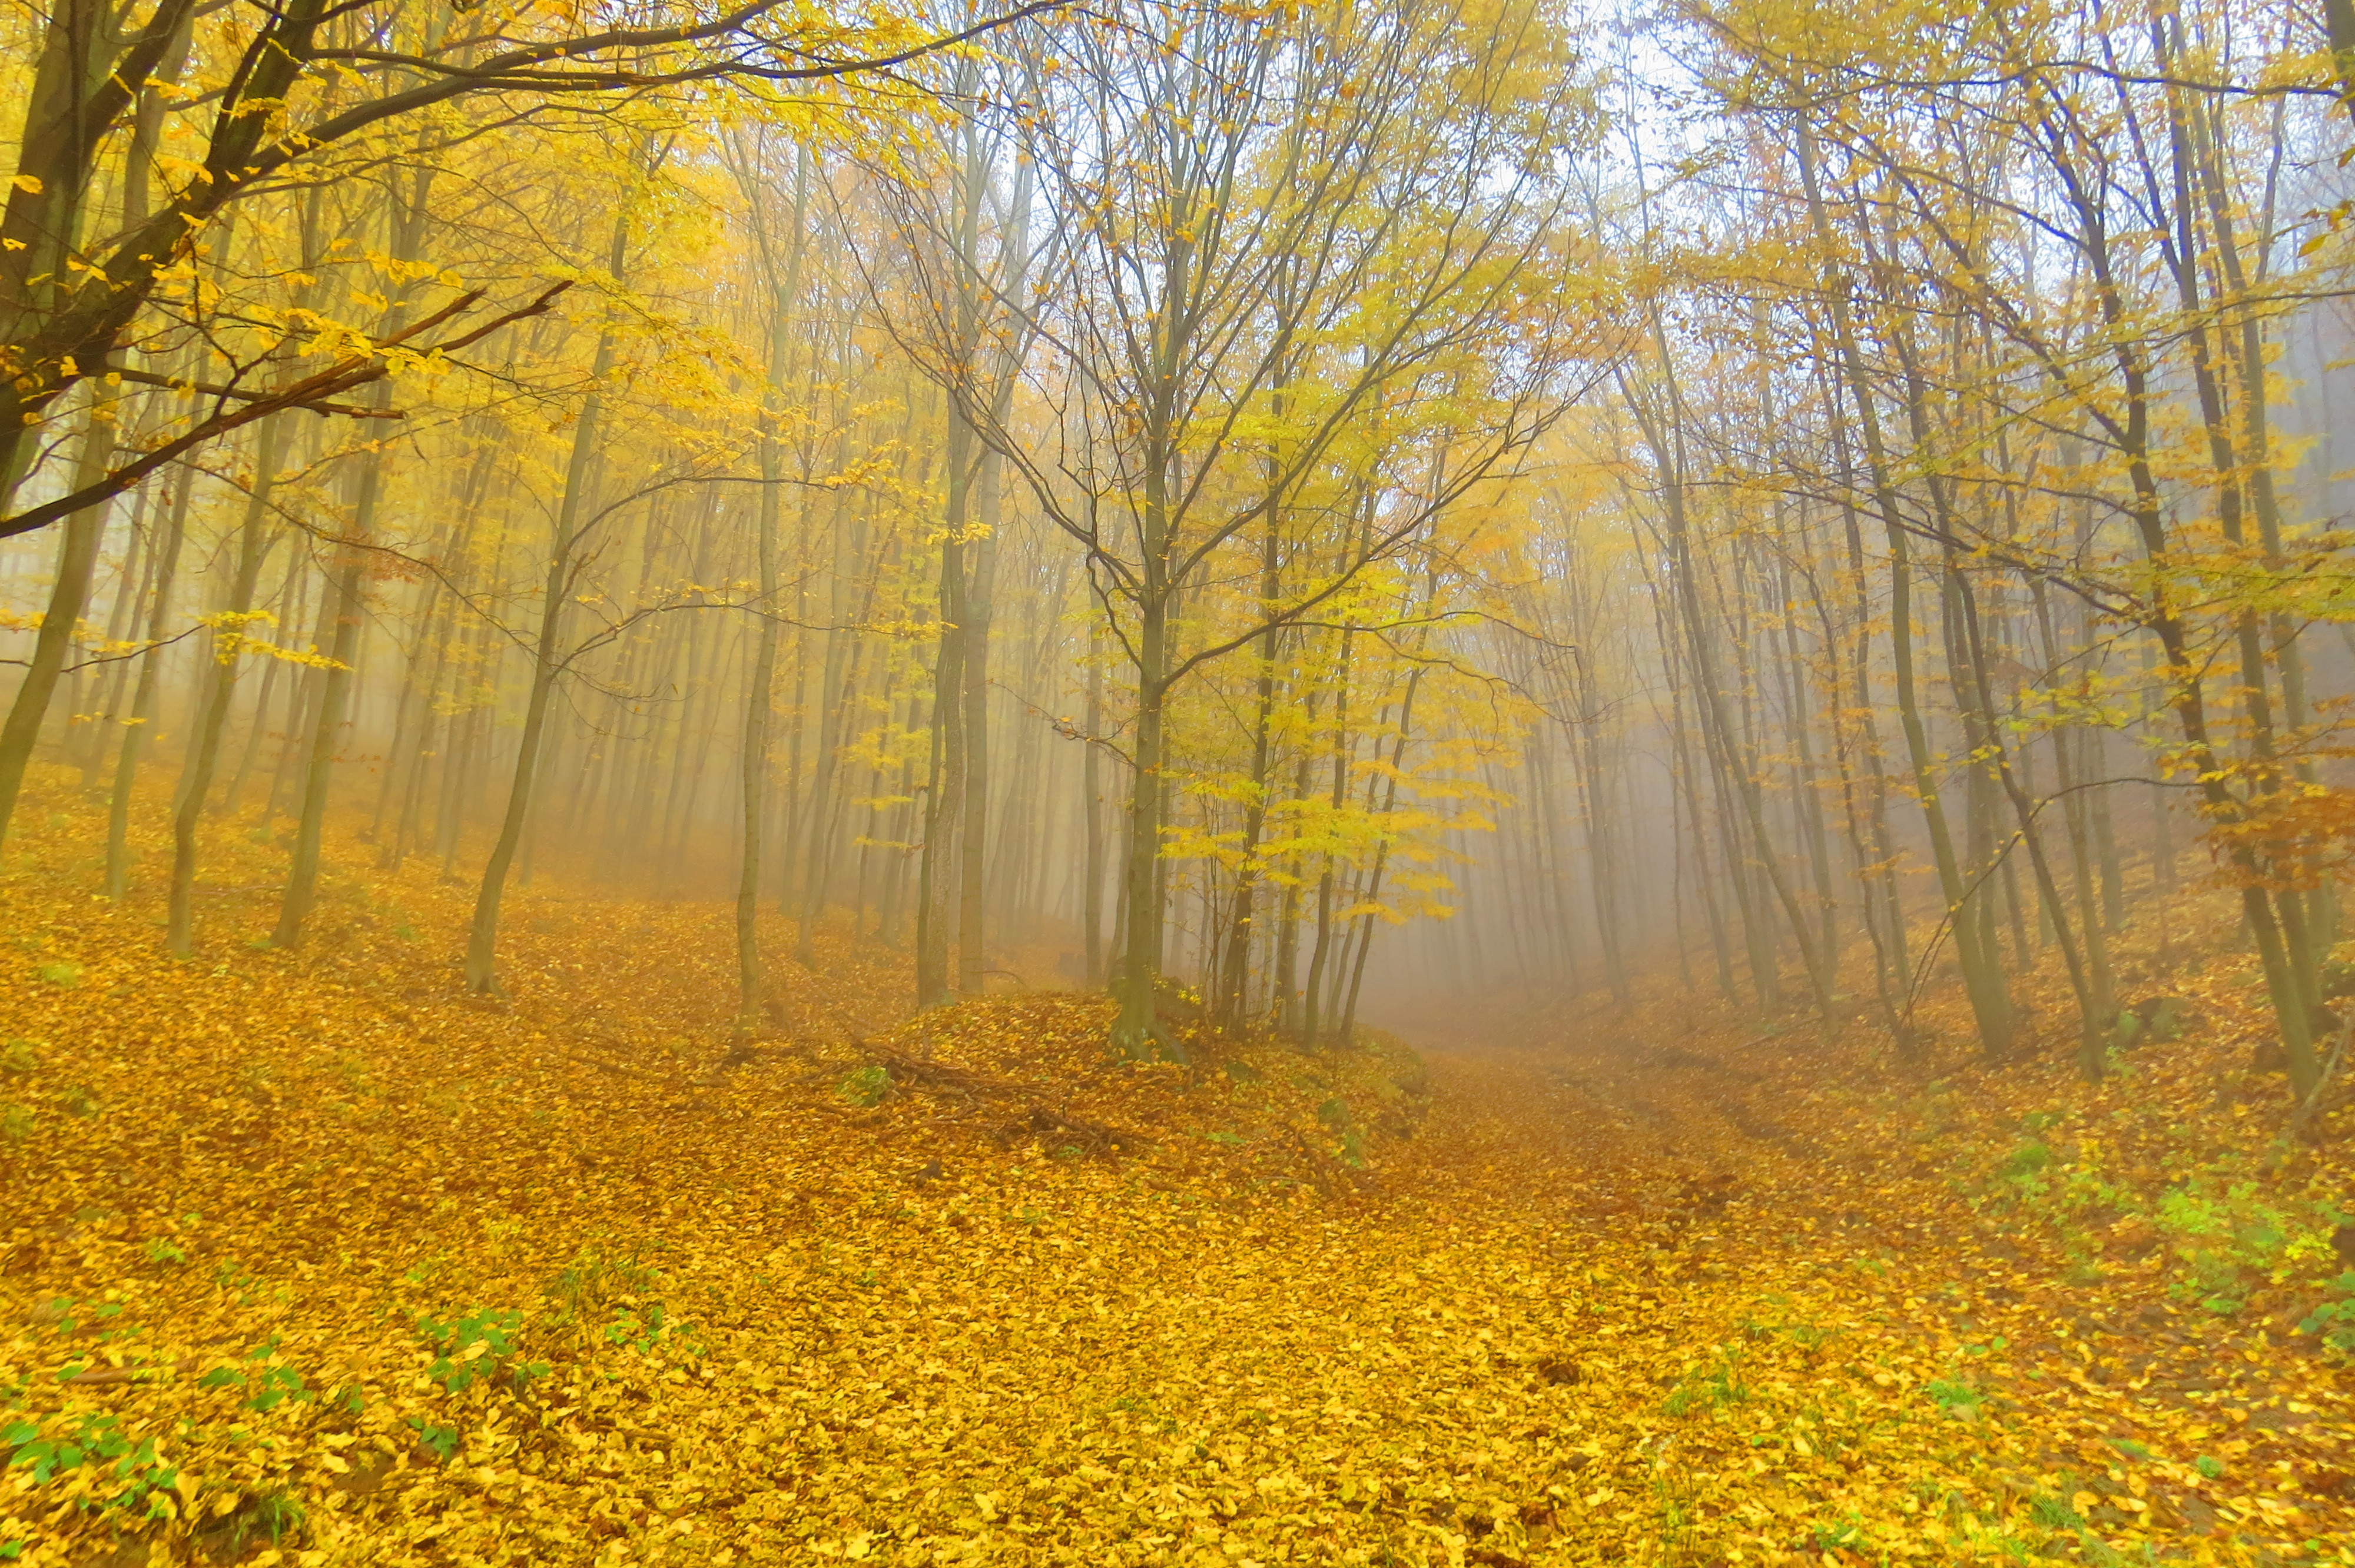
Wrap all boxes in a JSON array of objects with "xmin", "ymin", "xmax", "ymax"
[{"xmin": 2, "ymin": 797, "xmax": 2351, "ymax": 1566}]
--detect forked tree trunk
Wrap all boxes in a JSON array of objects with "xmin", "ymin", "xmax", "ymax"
[{"xmin": 1796, "ymin": 125, "xmax": 2012, "ymax": 1056}]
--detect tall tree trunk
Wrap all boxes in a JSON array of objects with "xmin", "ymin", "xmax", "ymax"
[
  {"xmin": 463, "ymin": 217, "xmax": 623, "ymax": 992},
  {"xmin": 102, "ymin": 467, "xmax": 190, "ymax": 895},
  {"xmin": 0, "ymin": 399, "xmax": 115, "ymax": 852},
  {"xmin": 737, "ymin": 144, "xmax": 808, "ymax": 1033},
  {"xmin": 915, "ymin": 117, "xmax": 989, "ymax": 1011},
  {"xmin": 738, "ymin": 463, "xmax": 786, "ymax": 1021},
  {"xmin": 1952, "ymin": 570, "xmax": 2109, "ymax": 1078},
  {"xmin": 947, "ymin": 152, "xmax": 1031, "ymax": 994},
  {"xmin": 1302, "ymin": 636, "xmax": 1353, "ymax": 1048},
  {"xmin": 82, "ymin": 483, "xmax": 153, "ymax": 788},
  {"xmin": 1082, "ymin": 625, "xmax": 1105, "ymax": 988},
  {"xmin": 168, "ymin": 420, "xmax": 286, "ymax": 955},
  {"xmin": 270, "ymin": 506, "xmax": 372, "ymax": 945},
  {"xmin": 1623, "ymin": 335, "xmax": 1833, "ymax": 1024},
  {"xmin": 1796, "ymin": 125, "xmax": 2012, "ymax": 1055},
  {"xmin": 916, "ymin": 446, "xmax": 968, "ymax": 1008},
  {"xmin": 954, "ymin": 453, "xmax": 997, "ymax": 994},
  {"xmin": 1337, "ymin": 670, "xmax": 1422, "ymax": 1045},
  {"xmin": 1564, "ymin": 646, "xmax": 1630, "ymax": 1005},
  {"xmin": 1112, "ymin": 584, "xmax": 1179, "ymax": 1059}
]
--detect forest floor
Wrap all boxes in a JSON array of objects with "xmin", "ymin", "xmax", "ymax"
[{"xmin": 2, "ymin": 775, "xmax": 2353, "ymax": 1567}]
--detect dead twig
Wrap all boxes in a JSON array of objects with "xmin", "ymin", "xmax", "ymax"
[
  {"xmin": 852, "ymin": 1043, "xmax": 1155, "ymax": 1158},
  {"xmin": 2287, "ymin": 1014, "xmax": 2354, "ymax": 1145},
  {"xmin": 869, "ymin": 1045, "xmax": 1018, "ymax": 1100},
  {"xmin": 996, "ymin": 1105, "xmax": 1151, "ymax": 1157}
]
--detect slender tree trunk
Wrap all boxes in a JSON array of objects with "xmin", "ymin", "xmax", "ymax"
[
  {"xmin": 916, "ymin": 450, "xmax": 968, "ymax": 1008},
  {"xmin": 1302, "ymin": 632, "xmax": 1354, "ymax": 1047},
  {"xmin": 1797, "ymin": 127, "xmax": 2011, "ymax": 1054},
  {"xmin": 271, "ymin": 160, "xmax": 436, "ymax": 946},
  {"xmin": 1953, "ymin": 572, "xmax": 2109, "ymax": 1077},
  {"xmin": 1082, "ymin": 626, "xmax": 1105, "ymax": 988},
  {"xmin": 102, "ymin": 467, "xmax": 190, "ymax": 895},
  {"xmin": 270, "ymin": 516, "xmax": 370, "ymax": 945},
  {"xmin": 0, "ymin": 400, "xmax": 116, "ymax": 852},
  {"xmin": 168, "ymin": 421, "xmax": 285, "ymax": 955},
  {"xmin": 1624, "ymin": 345, "xmax": 1832, "ymax": 1022},
  {"xmin": 955, "ymin": 476, "xmax": 995, "ymax": 992},
  {"xmin": 82, "ymin": 483, "xmax": 152, "ymax": 788},
  {"xmin": 1565, "ymin": 647, "xmax": 1630, "ymax": 1005},
  {"xmin": 463, "ymin": 220, "xmax": 622, "ymax": 992},
  {"xmin": 737, "ymin": 147, "xmax": 807, "ymax": 1032},
  {"xmin": 914, "ymin": 122, "xmax": 990, "ymax": 1010},
  {"xmin": 1338, "ymin": 670, "xmax": 1421, "ymax": 1045},
  {"xmin": 738, "ymin": 424, "xmax": 787, "ymax": 1026},
  {"xmin": 224, "ymin": 550, "xmax": 300, "ymax": 819},
  {"xmin": 1113, "ymin": 615, "xmax": 1172, "ymax": 1054}
]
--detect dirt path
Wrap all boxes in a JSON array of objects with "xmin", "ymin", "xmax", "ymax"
[{"xmin": 1379, "ymin": 1034, "xmax": 2354, "ymax": 1568}]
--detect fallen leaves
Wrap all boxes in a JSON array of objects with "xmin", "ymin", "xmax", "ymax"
[{"xmin": 1, "ymin": 788, "xmax": 2351, "ymax": 1564}]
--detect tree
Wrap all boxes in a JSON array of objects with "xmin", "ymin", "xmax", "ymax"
[
  {"xmin": 1, "ymin": 0, "xmax": 1063, "ymax": 536},
  {"xmin": 960, "ymin": 0, "xmax": 1591, "ymax": 1057}
]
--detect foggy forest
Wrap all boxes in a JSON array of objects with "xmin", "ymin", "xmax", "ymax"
[{"xmin": 2, "ymin": 0, "xmax": 2353, "ymax": 1562}]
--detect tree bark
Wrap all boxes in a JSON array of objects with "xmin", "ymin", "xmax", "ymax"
[
  {"xmin": 167, "ymin": 420, "xmax": 286, "ymax": 955},
  {"xmin": 0, "ymin": 400, "xmax": 117, "ymax": 853},
  {"xmin": 463, "ymin": 217, "xmax": 624, "ymax": 992},
  {"xmin": 102, "ymin": 466, "xmax": 190, "ymax": 896}
]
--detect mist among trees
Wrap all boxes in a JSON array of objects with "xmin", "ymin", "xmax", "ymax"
[{"xmin": 4, "ymin": 0, "xmax": 2353, "ymax": 1562}]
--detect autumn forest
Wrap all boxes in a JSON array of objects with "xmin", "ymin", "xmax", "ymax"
[{"xmin": 3, "ymin": 0, "xmax": 2354, "ymax": 1562}]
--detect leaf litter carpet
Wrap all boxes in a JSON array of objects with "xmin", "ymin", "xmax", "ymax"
[{"xmin": 1, "ymin": 819, "xmax": 2350, "ymax": 1566}]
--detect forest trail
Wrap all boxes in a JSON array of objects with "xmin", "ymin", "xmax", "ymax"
[
  {"xmin": 2, "ymin": 802, "xmax": 2352, "ymax": 1566},
  {"xmin": 1381, "ymin": 1039, "xmax": 2354, "ymax": 1568}
]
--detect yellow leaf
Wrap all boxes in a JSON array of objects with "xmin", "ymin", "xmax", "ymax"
[{"xmin": 11, "ymin": 175, "xmax": 41, "ymax": 195}]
